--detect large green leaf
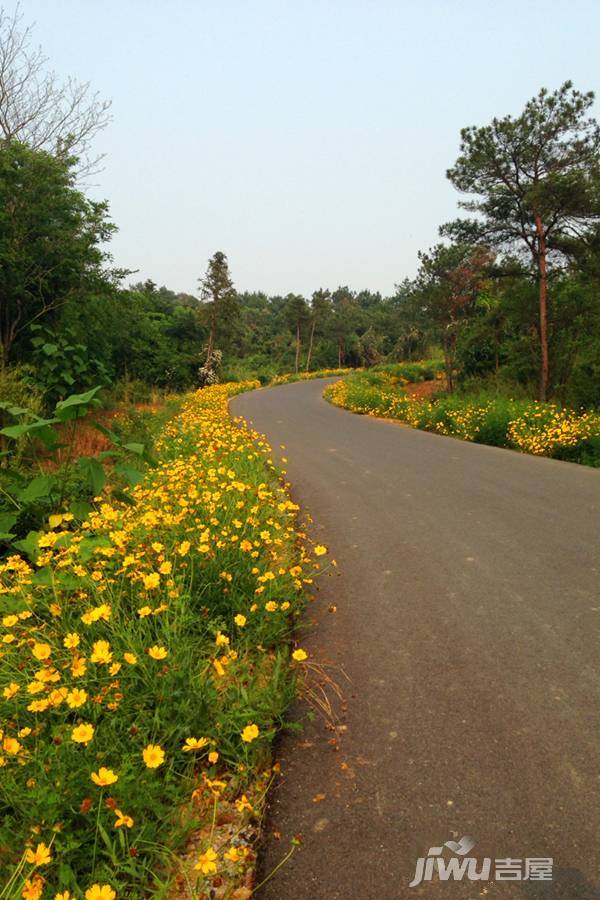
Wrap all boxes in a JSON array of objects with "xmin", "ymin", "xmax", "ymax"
[
  {"xmin": 78, "ymin": 535, "xmax": 112, "ymax": 562},
  {"xmin": 78, "ymin": 456, "xmax": 106, "ymax": 494},
  {"xmin": 18, "ymin": 474, "xmax": 56, "ymax": 503},
  {"xmin": 123, "ymin": 442, "xmax": 144, "ymax": 456},
  {"xmin": 0, "ymin": 512, "xmax": 18, "ymax": 534},
  {"xmin": 0, "ymin": 417, "xmax": 59, "ymax": 440},
  {"xmin": 12, "ymin": 530, "xmax": 42, "ymax": 562},
  {"xmin": 54, "ymin": 386, "xmax": 103, "ymax": 422},
  {"xmin": 115, "ymin": 463, "xmax": 144, "ymax": 485},
  {"xmin": 69, "ymin": 500, "xmax": 93, "ymax": 521}
]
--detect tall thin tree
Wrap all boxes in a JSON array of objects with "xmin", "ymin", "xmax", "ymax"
[
  {"xmin": 443, "ymin": 82, "xmax": 600, "ymax": 399},
  {"xmin": 198, "ymin": 251, "xmax": 238, "ymax": 362}
]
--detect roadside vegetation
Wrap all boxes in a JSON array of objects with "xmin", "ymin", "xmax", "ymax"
[
  {"xmin": 0, "ymin": 382, "xmax": 324, "ymax": 897},
  {"xmin": 1, "ymin": 5, "xmax": 600, "ymax": 894},
  {"xmin": 325, "ymin": 366, "xmax": 600, "ymax": 466}
]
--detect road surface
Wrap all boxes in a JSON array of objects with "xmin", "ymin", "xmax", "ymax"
[{"xmin": 230, "ymin": 378, "xmax": 600, "ymax": 899}]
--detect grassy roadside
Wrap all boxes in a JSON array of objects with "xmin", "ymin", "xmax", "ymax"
[
  {"xmin": 324, "ymin": 366, "xmax": 600, "ymax": 466},
  {"xmin": 270, "ymin": 368, "xmax": 357, "ymax": 386},
  {"xmin": 0, "ymin": 382, "xmax": 327, "ymax": 898}
]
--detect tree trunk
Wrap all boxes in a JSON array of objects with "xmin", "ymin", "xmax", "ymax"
[
  {"xmin": 305, "ymin": 318, "xmax": 316, "ymax": 372},
  {"xmin": 494, "ymin": 326, "xmax": 500, "ymax": 374},
  {"xmin": 206, "ymin": 311, "xmax": 216, "ymax": 362},
  {"xmin": 294, "ymin": 321, "xmax": 301, "ymax": 374},
  {"xmin": 442, "ymin": 336, "xmax": 454, "ymax": 392},
  {"xmin": 338, "ymin": 337, "xmax": 344, "ymax": 368},
  {"xmin": 0, "ymin": 317, "xmax": 15, "ymax": 371},
  {"xmin": 534, "ymin": 213, "xmax": 550, "ymax": 401}
]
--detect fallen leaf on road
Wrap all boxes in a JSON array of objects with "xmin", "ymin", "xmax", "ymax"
[{"xmin": 312, "ymin": 793, "xmax": 326, "ymax": 803}]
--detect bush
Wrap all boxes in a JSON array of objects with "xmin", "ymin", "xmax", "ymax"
[
  {"xmin": 107, "ymin": 378, "xmax": 154, "ymax": 405},
  {"xmin": 0, "ymin": 365, "xmax": 44, "ymax": 463}
]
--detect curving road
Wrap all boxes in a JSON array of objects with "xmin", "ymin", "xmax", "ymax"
[{"xmin": 230, "ymin": 378, "xmax": 600, "ymax": 900}]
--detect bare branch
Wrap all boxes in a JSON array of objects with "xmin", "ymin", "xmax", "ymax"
[{"xmin": 0, "ymin": 4, "xmax": 111, "ymax": 178}]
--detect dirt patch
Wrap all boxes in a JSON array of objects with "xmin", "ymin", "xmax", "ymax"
[{"xmin": 404, "ymin": 379, "xmax": 443, "ymax": 400}]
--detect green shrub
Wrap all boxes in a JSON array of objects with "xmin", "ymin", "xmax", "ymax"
[
  {"xmin": 0, "ymin": 365, "xmax": 44, "ymax": 463},
  {"xmin": 107, "ymin": 378, "xmax": 154, "ymax": 405}
]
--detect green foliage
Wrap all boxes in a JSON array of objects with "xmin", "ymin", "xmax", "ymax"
[
  {"xmin": 198, "ymin": 251, "xmax": 239, "ymax": 359},
  {"xmin": 443, "ymin": 81, "xmax": 600, "ymax": 399},
  {"xmin": 326, "ymin": 369, "xmax": 600, "ymax": 466},
  {"xmin": 0, "ymin": 387, "xmax": 154, "ymax": 551},
  {"xmin": 28, "ymin": 323, "xmax": 111, "ymax": 408},
  {"xmin": 0, "ymin": 384, "xmax": 317, "ymax": 895},
  {"xmin": 0, "ymin": 142, "xmax": 116, "ymax": 369}
]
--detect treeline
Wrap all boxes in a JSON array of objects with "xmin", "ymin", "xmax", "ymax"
[{"xmin": 1, "ymin": 0, "xmax": 599, "ymax": 412}]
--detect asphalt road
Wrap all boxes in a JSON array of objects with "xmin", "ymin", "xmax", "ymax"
[{"xmin": 230, "ymin": 379, "xmax": 600, "ymax": 900}]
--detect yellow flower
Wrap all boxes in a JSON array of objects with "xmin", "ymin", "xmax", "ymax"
[
  {"xmin": 213, "ymin": 658, "xmax": 225, "ymax": 677},
  {"xmin": 142, "ymin": 744, "xmax": 165, "ymax": 768},
  {"xmin": 90, "ymin": 640, "xmax": 112, "ymax": 665},
  {"xmin": 63, "ymin": 633, "xmax": 80, "ymax": 649},
  {"xmin": 182, "ymin": 737, "xmax": 209, "ymax": 752},
  {"xmin": 71, "ymin": 723, "xmax": 95, "ymax": 745},
  {"xmin": 235, "ymin": 793, "xmax": 254, "ymax": 813},
  {"xmin": 137, "ymin": 605, "xmax": 152, "ymax": 617},
  {"xmin": 314, "ymin": 545, "xmax": 327, "ymax": 556},
  {"xmin": 265, "ymin": 601, "xmax": 278, "ymax": 612},
  {"xmin": 2, "ymin": 614, "xmax": 18, "ymax": 627},
  {"xmin": 194, "ymin": 847, "xmax": 218, "ymax": 874},
  {"xmin": 159, "ymin": 561, "xmax": 172, "ymax": 575},
  {"xmin": 71, "ymin": 657, "xmax": 87, "ymax": 678},
  {"xmin": 177, "ymin": 540, "xmax": 191, "ymax": 556},
  {"xmin": 32, "ymin": 642, "xmax": 51, "ymax": 661},
  {"xmin": 123, "ymin": 652, "xmax": 137, "ymax": 665},
  {"xmin": 143, "ymin": 572, "xmax": 160, "ymax": 590},
  {"xmin": 4, "ymin": 737, "xmax": 22, "ymax": 755},
  {"xmin": 66, "ymin": 688, "xmax": 87, "ymax": 708},
  {"xmin": 114, "ymin": 808, "xmax": 134, "ymax": 828},
  {"xmin": 25, "ymin": 842, "xmax": 52, "ymax": 866},
  {"xmin": 91, "ymin": 767, "xmax": 118, "ymax": 787},
  {"xmin": 208, "ymin": 751, "xmax": 219, "ymax": 764},
  {"xmin": 292, "ymin": 648, "xmax": 308, "ymax": 661},
  {"xmin": 148, "ymin": 645, "xmax": 168, "ymax": 660},
  {"xmin": 224, "ymin": 846, "xmax": 247, "ymax": 862},
  {"xmin": 55, "ymin": 892, "xmax": 71, "ymax": 900},
  {"xmin": 85, "ymin": 887, "xmax": 116, "ymax": 900},
  {"xmin": 234, "ymin": 614, "xmax": 246, "ymax": 627},
  {"xmin": 3, "ymin": 682, "xmax": 19, "ymax": 700},
  {"xmin": 22, "ymin": 876, "xmax": 44, "ymax": 900},
  {"xmin": 215, "ymin": 632, "xmax": 230, "ymax": 646},
  {"xmin": 241, "ymin": 723, "xmax": 259, "ymax": 743}
]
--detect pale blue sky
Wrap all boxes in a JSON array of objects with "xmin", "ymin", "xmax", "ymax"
[{"xmin": 18, "ymin": 0, "xmax": 600, "ymax": 296}]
